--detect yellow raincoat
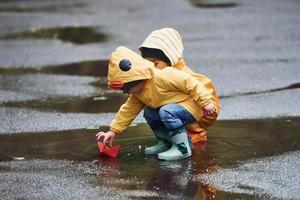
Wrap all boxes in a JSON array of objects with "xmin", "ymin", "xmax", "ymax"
[
  {"xmin": 108, "ymin": 47, "xmax": 218, "ymax": 140},
  {"xmin": 139, "ymin": 28, "xmax": 221, "ymax": 142}
]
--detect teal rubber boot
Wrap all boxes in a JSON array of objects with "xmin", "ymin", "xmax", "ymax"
[
  {"xmin": 144, "ymin": 127, "xmax": 172, "ymax": 155},
  {"xmin": 158, "ymin": 126, "xmax": 192, "ymax": 161}
]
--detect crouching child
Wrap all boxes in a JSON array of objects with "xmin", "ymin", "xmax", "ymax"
[
  {"xmin": 139, "ymin": 27, "xmax": 221, "ymax": 143},
  {"xmin": 96, "ymin": 46, "xmax": 218, "ymax": 161}
]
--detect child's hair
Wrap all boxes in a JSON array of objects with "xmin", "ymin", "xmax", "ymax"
[
  {"xmin": 140, "ymin": 47, "xmax": 171, "ymax": 66},
  {"xmin": 122, "ymin": 79, "xmax": 144, "ymax": 92}
]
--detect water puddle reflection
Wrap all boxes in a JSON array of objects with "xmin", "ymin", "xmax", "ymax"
[{"xmin": 0, "ymin": 118, "xmax": 299, "ymax": 199}]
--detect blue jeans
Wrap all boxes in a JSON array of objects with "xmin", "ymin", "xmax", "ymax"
[{"xmin": 143, "ymin": 103, "xmax": 197, "ymax": 130}]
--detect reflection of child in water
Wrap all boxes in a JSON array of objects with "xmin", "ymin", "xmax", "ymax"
[
  {"xmin": 139, "ymin": 28, "xmax": 221, "ymax": 144},
  {"xmin": 146, "ymin": 159, "xmax": 217, "ymax": 199},
  {"xmin": 96, "ymin": 46, "xmax": 218, "ymax": 160}
]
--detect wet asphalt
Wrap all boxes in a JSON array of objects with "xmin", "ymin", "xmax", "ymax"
[{"xmin": 0, "ymin": 0, "xmax": 300, "ymax": 199}]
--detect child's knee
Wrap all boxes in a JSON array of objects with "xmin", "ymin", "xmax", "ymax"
[
  {"xmin": 159, "ymin": 106, "xmax": 183, "ymax": 130},
  {"xmin": 143, "ymin": 107, "xmax": 164, "ymax": 128},
  {"xmin": 158, "ymin": 106, "xmax": 173, "ymax": 121}
]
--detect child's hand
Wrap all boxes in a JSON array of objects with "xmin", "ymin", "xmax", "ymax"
[
  {"xmin": 96, "ymin": 131, "xmax": 116, "ymax": 147},
  {"xmin": 202, "ymin": 103, "xmax": 216, "ymax": 117}
]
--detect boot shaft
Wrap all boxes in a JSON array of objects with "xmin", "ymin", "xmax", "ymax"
[{"xmin": 158, "ymin": 125, "xmax": 192, "ymax": 161}]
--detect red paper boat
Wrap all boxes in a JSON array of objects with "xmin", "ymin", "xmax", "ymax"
[{"xmin": 97, "ymin": 142, "xmax": 120, "ymax": 158}]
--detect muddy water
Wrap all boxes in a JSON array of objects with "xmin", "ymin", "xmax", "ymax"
[{"xmin": 1, "ymin": 118, "xmax": 299, "ymax": 199}]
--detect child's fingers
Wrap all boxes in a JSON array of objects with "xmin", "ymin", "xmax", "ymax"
[
  {"xmin": 96, "ymin": 132, "xmax": 105, "ymax": 141},
  {"xmin": 96, "ymin": 131, "xmax": 105, "ymax": 137},
  {"xmin": 205, "ymin": 106, "xmax": 217, "ymax": 116},
  {"xmin": 203, "ymin": 109, "xmax": 214, "ymax": 116},
  {"xmin": 109, "ymin": 138, "xmax": 113, "ymax": 147},
  {"xmin": 103, "ymin": 135, "xmax": 112, "ymax": 146},
  {"xmin": 97, "ymin": 135, "xmax": 104, "ymax": 141},
  {"xmin": 103, "ymin": 136, "xmax": 108, "ymax": 145}
]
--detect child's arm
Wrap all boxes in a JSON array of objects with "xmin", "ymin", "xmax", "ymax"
[
  {"xmin": 161, "ymin": 68, "xmax": 216, "ymax": 116},
  {"xmin": 96, "ymin": 95, "xmax": 144, "ymax": 146},
  {"xmin": 110, "ymin": 95, "xmax": 145, "ymax": 132}
]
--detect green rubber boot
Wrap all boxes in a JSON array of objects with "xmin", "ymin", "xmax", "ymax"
[
  {"xmin": 144, "ymin": 127, "xmax": 172, "ymax": 155},
  {"xmin": 158, "ymin": 126, "xmax": 192, "ymax": 161}
]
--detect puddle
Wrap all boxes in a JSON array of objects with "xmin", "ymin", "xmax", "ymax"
[
  {"xmin": 43, "ymin": 60, "xmax": 109, "ymax": 77},
  {"xmin": 0, "ymin": 60, "xmax": 109, "ymax": 77},
  {"xmin": 0, "ymin": 0, "xmax": 85, "ymax": 13},
  {"xmin": 189, "ymin": 0, "xmax": 237, "ymax": 8},
  {"xmin": 0, "ymin": 59, "xmax": 119, "ymax": 113},
  {"xmin": 0, "ymin": 118, "xmax": 299, "ymax": 199},
  {"xmin": 0, "ymin": 7, "xmax": 35, "ymax": 12},
  {"xmin": 2, "ymin": 94, "xmax": 127, "ymax": 113},
  {"xmin": 0, "ymin": 2, "xmax": 84, "ymax": 13},
  {"xmin": 1, "ymin": 26, "xmax": 109, "ymax": 45},
  {"xmin": 1, "ymin": 118, "xmax": 299, "ymax": 164}
]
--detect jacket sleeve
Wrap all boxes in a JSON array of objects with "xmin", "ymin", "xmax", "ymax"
[
  {"xmin": 162, "ymin": 68, "xmax": 212, "ymax": 107},
  {"xmin": 110, "ymin": 95, "xmax": 145, "ymax": 133}
]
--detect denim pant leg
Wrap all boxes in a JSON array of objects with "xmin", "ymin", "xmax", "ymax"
[
  {"xmin": 158, "ymin": 103, "xmax": 197, "ymax": 130},
  {"xmin": 143, "ymin": 106, "xmax": 164, "ymax": 129}
]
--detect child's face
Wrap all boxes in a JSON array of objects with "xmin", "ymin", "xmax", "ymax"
[
  {"xmin": 123, "ymin": 81, "xmax": 144, "ymax": 94},
  {"xmin": 145, "ymin": 57, "xmax": 169, "ymax": 69}
]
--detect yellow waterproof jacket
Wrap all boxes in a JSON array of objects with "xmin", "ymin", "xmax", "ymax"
[
  {"xmin": 139, "ymin": 28, "xmax": 220, "ymax": 137},
  {"xmin": 108, "ymin": 46, "xmax": 214, "ymax": 134},
  {"xmin": 174, "ymin": 58, "xmax": 220, "ymax": 114}
]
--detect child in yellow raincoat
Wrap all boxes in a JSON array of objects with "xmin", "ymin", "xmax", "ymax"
[
  {"xmin": 96, "ymin": 46, "xmax": 218, "ymax": 161},
  {"xmin": 139, "ymin": 27, "xmax": 220, "ymax": 144}
]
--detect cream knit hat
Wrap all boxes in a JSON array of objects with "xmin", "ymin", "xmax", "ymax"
[{"xmin": 139, "ymin": 28, "xmax": 184, "ymax": 66}]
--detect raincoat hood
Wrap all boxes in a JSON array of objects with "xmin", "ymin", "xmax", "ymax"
[
  {"xmin": 108, "ymin": 46, "xmax": 155, "ymax": 90},
  {"xmin": 139, "ymin": 27, "xmax": 184, "ymax": 66}
]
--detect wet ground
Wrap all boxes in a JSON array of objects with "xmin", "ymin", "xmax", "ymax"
[
  {"xmin": 1, "ymin": 118, "xmax": 300, "ymax": 199},
  {"xmin": 0, "ymin": 0, "xmax": 300, "ymax": 199}
]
